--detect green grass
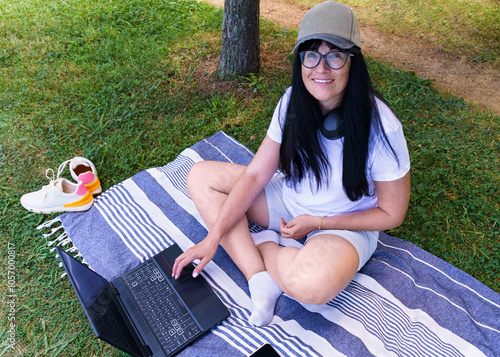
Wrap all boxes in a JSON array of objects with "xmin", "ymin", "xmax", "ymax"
[{"xmin": 0, "ymin": 0, "xmax": 499, "ymax": 355}]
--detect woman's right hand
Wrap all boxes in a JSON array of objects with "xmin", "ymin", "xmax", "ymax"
[{"xmin": 172, "ymin": 233, "xmax": 220, "ymax": 279}]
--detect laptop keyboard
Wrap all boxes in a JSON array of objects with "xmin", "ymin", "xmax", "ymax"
[{"xmin": 124, "ymin": 261, "xmax": 201, "ymax": 354}]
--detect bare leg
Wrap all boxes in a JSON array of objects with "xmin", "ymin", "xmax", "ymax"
[
  {"xmin": 257, "ymin": 234, "xmax": 359, "ymax": 305},
  {"xmin": 186, "ymin": 161, "xmax": 270, "ymax": 280},
  {"xmin": 187, "ymin": 161, "xmax": 285, "ymax": 325}
]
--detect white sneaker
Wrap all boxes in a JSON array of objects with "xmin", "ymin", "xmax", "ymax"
[
  {"xmin": 20, "ymin": 170, "xmax": 94, "ymax": 214},
  {"xmin": 57, "ymin": 157, "xmax": 102, "ymax": 195}
]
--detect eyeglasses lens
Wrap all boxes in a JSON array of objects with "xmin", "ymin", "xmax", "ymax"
[{"xmin": 300, "ymin": 51, "xmax": 348, "ymax": 70}]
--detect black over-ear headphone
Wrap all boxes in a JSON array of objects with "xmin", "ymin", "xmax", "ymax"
[{"xmin": 320, "ymin": 107, "xmax": 344, "ymax": 140}]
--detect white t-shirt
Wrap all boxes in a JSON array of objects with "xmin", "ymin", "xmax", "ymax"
[{"xmin": 266, "ymin": 87, "xmax": 411, "ymax": 218}]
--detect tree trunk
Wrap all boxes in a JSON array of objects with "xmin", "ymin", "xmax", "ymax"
[{"xmin": 216, "ymin": 0, "xmax": 260, "ymax": 80}]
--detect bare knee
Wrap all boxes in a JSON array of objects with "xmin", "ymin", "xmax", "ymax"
[
  {"xmin": 186, "ymin": 161, "xmax": 246, "ymax": 213},
  {"xmin": 186, "ymin": 162, "xmax": 205, "ymax": 193},
  {"xmin": 186, "ymin": 162, "xmax": 218, "ymax": 211},
  {"xmin": 187, "ymin": 161, "xmax": 244, "ymax": 193},
  {"xmin": 186, "ymin": 161, "xmax": 226, "ymax": 199},
  {"xmin": 285, "ymin": 271, "xmax": 345, "ymax": 305}
]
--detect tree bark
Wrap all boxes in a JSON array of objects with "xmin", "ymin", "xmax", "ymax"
[{"xmin": 216, "ymin": 0, "xmax": 260, "ymax": 79}]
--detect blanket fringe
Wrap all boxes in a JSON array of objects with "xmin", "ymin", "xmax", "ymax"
[
  {"xmin": 37, "ymin": 216, "xmax": 85, "ymax": 278},
  {"xmin": 36, "ymin": 217, "xmax": 61, "ymax": 230},
  {"xmin": 36, "ymin": 217, "xmax": 74, "ymax": 250},
  {"xmin": 48, "ymin": 232, "xmax": 70, "ymax": 251}
]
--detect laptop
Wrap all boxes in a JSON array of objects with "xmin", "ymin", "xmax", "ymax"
[{"xmin": 57, "ymin": 244, "xmax": 230, "ymax": 357}]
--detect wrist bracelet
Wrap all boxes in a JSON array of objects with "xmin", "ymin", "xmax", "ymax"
[{"xmin": 318, "ymin": 215, "xmax": 327, "ymax": 230}]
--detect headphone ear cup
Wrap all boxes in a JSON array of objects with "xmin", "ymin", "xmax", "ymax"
[{"xmin": 321, "ymin": 108, "xmax": 344, "ymax": 140}]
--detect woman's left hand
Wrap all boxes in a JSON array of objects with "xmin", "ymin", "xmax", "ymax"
[{"xmin": 280, "ymin": 215, "xmax": 319, "ymax": 240}]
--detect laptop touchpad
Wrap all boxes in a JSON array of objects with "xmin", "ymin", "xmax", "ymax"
[{"xmin": 176, "ymin": 278, "xmax": 212, "ymax": 309}]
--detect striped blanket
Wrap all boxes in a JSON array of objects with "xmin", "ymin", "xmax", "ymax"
[{"xmin": 46, "ymin": 131, "xmax": 500, "ymax": 356}]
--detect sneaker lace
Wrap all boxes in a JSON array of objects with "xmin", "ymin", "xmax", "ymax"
[
  {"xmin": 56, "ymin": 159, "xmax": 71, "ymax": 179},
  {"xmin": 40, "ymin": 168, "xmax": 59, "ymax": 197},
  {"xmin": 39, "ymin": 160, "xmax": 72, "ymax": 198}
]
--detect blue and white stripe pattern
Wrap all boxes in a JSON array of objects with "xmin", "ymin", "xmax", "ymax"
[{"xmin": 59, "ymin": 131, "xmax": 500, "ymax": 356}]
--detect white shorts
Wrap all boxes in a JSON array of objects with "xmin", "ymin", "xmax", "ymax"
[{"xmin": 264, "ymin": 172, "xmax": 379, "ymax": 271}]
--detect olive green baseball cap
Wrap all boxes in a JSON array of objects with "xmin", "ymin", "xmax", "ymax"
[{"xmin": 293, "ymin": 1, "xmax": 362, "ymax": 53}]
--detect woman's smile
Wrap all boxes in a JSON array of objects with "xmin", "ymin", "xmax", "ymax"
[{"xmin": 313, "ymin": 79, "xmax": 334, "ymax": 84}]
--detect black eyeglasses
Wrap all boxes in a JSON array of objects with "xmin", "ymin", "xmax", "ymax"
[{"xmin": 299, "ymin": 50, "xmax": 352, "ymax": 70}]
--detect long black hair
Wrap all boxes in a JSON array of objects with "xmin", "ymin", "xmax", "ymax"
[{"xmin": 280, "ymin": 39, "xmax": 397, "ymax": 201}]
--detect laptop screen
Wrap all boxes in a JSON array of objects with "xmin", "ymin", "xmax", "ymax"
[{"xmin": 58, "ymin": 248, "xmax": 143, "ymax": 357}]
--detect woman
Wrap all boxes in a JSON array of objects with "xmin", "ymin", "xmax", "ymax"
[{"xmin": 173, "ymin": 1, "xmax": 410, "ymax": 327}]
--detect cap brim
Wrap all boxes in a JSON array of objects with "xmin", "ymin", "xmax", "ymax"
[{"xmin": 292, "ymin": 33, "xmax": 357, "ymax": 53}]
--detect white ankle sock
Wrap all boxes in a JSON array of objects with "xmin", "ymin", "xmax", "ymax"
[
  {"xmin": 250, "ymin": 230, "xmax": 279, "ymax": 246},
  {"xmin": 248, "ymin": 271, "xmax": 282, "ymax": 326}
]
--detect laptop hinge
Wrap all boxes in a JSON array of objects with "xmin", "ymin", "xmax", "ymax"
[
  {"xmin": 111, "ymin": 281, "xmax": 154, "ymax": 357},
  {"xmin": 107, "ymin": 282, "xmax": 119, "ymax": 296}
]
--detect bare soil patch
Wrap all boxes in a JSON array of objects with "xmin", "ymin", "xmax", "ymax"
[{"xmin": 201, "ymin": 0, "xmax": 500, "ymax": 115}]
